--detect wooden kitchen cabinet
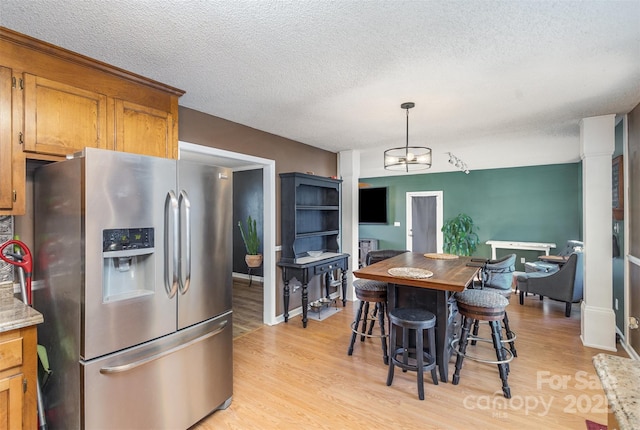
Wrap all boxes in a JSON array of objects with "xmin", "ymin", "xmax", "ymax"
[
  {"xmin": 0, "ymin": 26, "xmax": 184, "ymax": 215},
  {"xmin": 22, "ymin": 74, "xmax": 109, "ymax": 156},
  {"xmin": 0, "ymin": 326, "xmax": 38, "ymax": 430},
  {"xmin": 0, "ymin": 66, "xmax": 14, "ymax": 211},
  {"xmin": 0, "ymin": 374, "xmax": 23, "ymax": 430},
  {"xmin": 0, "ymin": 64, "xmax": 26, "ymax": 214},
  {"xmin": 115, "ymin": 100, "xmax": 174, "ymax": 158}
]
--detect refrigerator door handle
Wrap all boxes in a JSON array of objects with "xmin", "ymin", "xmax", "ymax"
[
  {"xmin": 164, "ymin": 191, "xmax": 179, "ymax": 298},
  {"xmin": 99, "ymin": 320, "xmax": 229, "ymax": 374},
  {"xmin": 178, "ymin": 190, "xmax": 191, "ymax": 295}
]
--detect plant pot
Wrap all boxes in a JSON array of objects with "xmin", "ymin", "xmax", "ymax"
[{"xmin": 245, "ymin": 254, "xmax": 263, "ymax": 268}]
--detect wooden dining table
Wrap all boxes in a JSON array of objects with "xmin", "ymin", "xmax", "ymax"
[{"xmin": 353, "ymin": 252, "xmax": 481, "ymax": 382}]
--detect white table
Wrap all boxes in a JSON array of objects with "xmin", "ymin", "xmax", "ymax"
[{"xmin": 486, "ymin": 240, "xmax": 556, "ymax": 259}]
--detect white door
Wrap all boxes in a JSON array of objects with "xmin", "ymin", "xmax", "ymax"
[{"xmin": 406, "ymin": 191, "xmax": 443, "ymax": 253}]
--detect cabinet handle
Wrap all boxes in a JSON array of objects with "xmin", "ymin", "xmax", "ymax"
[
  {"xmin": 18, "ymin": 132, "xmax": 24, "ymax": 145},
  {"xmin": 11, "ymin": 76, "xmax": 16, "ymax": 88},
  {"xmin": 19, "ymin": 78, "xmax": 23, "ymax": 90},
  {"xmin": 12, "ymin": 190, "xmax": 17, "ymax": 202}
]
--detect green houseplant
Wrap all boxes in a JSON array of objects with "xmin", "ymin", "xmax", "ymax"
[
  {"xmin": 238, "ymin": 215, "xmax": 262, "ymax": 267},
  {"xmin": 441, "ymin": 213, "xmax": 479, "ymax": 256}
]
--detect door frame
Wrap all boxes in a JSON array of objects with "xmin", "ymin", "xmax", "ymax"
[
  {"xmin": 405, "ymin": 191, "xmax": 444, "ymax": 253},
  {"xmin": 179, "ymin": 141, "xmax": 277, "ymax": 326},
  {"xmin": 622, "ymin": 112, "xmax": 640, "ymax": 359}
]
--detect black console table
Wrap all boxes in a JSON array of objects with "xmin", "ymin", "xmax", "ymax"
[{"xmin": 278, "ymin": 252, "xmax": 349, "ymax": 328}]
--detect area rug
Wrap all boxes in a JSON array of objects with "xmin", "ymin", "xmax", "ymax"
[{"xmin": 585, "ymin": 419, "xmax": 607, "ymax": 430}]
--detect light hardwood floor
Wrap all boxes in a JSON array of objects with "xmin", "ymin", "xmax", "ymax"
[
  {"xmin": 232, "ymin": 277, "xmax": 263, "ymax": 339},
  {"xmin": 197, "ymin": 292, "xmax": 627, "ymax": 430}
]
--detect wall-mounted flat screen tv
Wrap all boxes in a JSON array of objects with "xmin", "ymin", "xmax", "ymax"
[{"xmin": 359, "ymin": 187, "xmax": 388, "ymax": 224}]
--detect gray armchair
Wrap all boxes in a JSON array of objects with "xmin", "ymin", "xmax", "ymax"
[
  {"xmin": 365, "ymin": 249, "xmax": 408, "ymax": 266},
  {"xmin": 481, "ymin": 253, "xmax": 516, "ymax": 291},
  {"xmin": 517, "ymin": 252, "xmax": 583, "ymax": 317}
]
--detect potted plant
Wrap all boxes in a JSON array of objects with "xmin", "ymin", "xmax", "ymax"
[
  {"xmin": 442, "ymin": 213, "xmax": 479, "ymax": 256},
  {"xmin": 238, "ymin": 215, "xmax": 262, "ymax": 267}
]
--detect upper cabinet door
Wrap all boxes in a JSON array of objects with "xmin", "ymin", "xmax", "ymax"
[
  {"xmin": 114, "ymin": 99, "xmax": 174, "ymax": 159},
  {"xmin": 0, "ymin": 66, "xmax": 13, "ymax": 210},
  {"xmin": 23, "ymin": 73, "xmax": 108, "ymax": 156}
]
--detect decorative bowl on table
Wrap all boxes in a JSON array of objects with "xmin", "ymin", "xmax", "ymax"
[{"xmin": 307, "ymin": 250, "xmax": 323, "ymax": 257}]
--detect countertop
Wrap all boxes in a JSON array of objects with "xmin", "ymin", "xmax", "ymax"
[
  {"xmin": 0, "ymin": 282, "xmax": 43, "ymax": 333},
  {"xmin": 593, "ymin": 353, "xmax": 640, "ymax": 430}
]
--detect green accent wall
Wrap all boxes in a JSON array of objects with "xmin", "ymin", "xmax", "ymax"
[{"xmin": 359, "ymin": 163, "xmax": 582, "ymax": 270}]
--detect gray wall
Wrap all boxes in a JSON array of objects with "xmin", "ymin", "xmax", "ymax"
[{"xmin": 233, "ymin": 169, "xmax": 264, "ymax": 276}]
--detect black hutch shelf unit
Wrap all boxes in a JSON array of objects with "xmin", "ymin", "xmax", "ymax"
[
  {"xmin": 280, "ymin": 172, "xmax": 342, "ymax": 262},
  {"xmin": 278, "ymin": 172, "xmax": 349, "ymax": 328}
]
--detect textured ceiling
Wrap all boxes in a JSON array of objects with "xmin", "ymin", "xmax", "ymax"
[{"xmin": 1, "ymin": 0, "xmax": 639, "ymax": 176}]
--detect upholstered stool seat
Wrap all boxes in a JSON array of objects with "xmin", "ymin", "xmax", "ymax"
[
  {"xmin": 452, "ymin": 289, "xmax": 513, "ymax": 399},
  {"xmin": 386, "ymin": 308, "xmax": 438, "ymax": 400},
  {"xmin": 348, "ymin": 278, "xmax": 389, "ymax": 364},
  {"xmin": 353, "ymin": 278, "xmax": 388, "ymax": 294}
]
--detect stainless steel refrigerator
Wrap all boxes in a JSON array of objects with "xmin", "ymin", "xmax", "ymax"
[{"xmin": 34, "ymin": 148, "xmax": 233, "ymax": 429}]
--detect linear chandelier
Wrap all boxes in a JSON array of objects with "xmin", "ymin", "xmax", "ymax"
[
  {"xmin": 447, "ymin": 152, "xmax": 470, "ymax": 174},
  {"xmin": 384, "ymin": 102, "xmax": 432, "ymax": 172}
]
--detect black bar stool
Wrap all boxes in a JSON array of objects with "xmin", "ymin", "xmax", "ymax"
[
  {"xmin": 347, "ymin": 250, "xmax": 407, "ymax": 365},
  {"xmin": 348, "ymin": 279, "xmax": 389, "ymax": 364},
  {"xmin": 472, "ymin": 254, "xmax": 518, "ymax": 357},
  {"xmin": 451, "ymin": 289, "xmax": 513, "ymax": 399},
  {"xmin": 386, "ymin": 307, "xmax": 438, "ymax": 400},
  {"xmin": 471, "ymin": 288, "xmax": 517, "ymax": 358}
]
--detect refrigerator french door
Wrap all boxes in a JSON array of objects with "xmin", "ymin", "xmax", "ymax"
[{"xmin": 34, "ymin": 148, "xmax": 233, "ymax": 429}]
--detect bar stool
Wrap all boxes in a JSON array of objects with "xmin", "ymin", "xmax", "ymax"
[
  {"xmin": 471, "ymin": 288, "xmax": 517, "ymax": 358},
  {"xmin": 472, "ymin": 254, "xmax": 518, "ymax": 357},
  {"xmin": 347, "ymin": 250, "xmax": 407, "ymax": 365},
  {"xmin": 386, "ymin": 308, "xmax": 438, "ymax": 400},
  {"xmin": 451, "ymin": 289, "xmax": 513, "ymax": 399},
  {"xmin": 347, "ymin": 279, "xmax": 389, "ymax": 364}
]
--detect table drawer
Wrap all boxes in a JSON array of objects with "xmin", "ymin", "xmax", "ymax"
[
  {"xmin": 0, "ymin": 337, "xmax": 23, "ymax": 372},
  {"xmin": 313, "ymin": 261, "xmax": 341, "ymax": 275}
]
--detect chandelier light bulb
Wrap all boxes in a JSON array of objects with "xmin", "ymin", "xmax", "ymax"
[{"xmin": 406, "ymin": 152, "xmax": 416, "ymax": 161}]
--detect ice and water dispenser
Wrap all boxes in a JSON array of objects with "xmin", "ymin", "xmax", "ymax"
[{"xmin": 102, "ymin": 228, "xmax": 155, "ymax": 302}]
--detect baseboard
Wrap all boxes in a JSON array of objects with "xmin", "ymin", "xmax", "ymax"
[
  {"xmin": 616, "ymin": 326, "xmax": 640, "ymax": 360},
  {"xmin": 232, "ymin": 272, "xmax": 264, "ymax": 283}
]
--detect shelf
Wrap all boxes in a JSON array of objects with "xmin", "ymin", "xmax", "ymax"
[
  {"xmin": 296, "ymin": 206, "xmax": 339, "ymax": 211},
  {"xmin": 296, "ymin": 230, "xmax": 339, "ymax": 238},
  {"xmin": 280, "ymin": 172, "xmax": 342, "ymax": 262}
]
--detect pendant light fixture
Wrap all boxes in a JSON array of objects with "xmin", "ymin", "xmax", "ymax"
[{"xmin": 384, "ymin": 102, "xmax": 432, "ymax": 172}]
